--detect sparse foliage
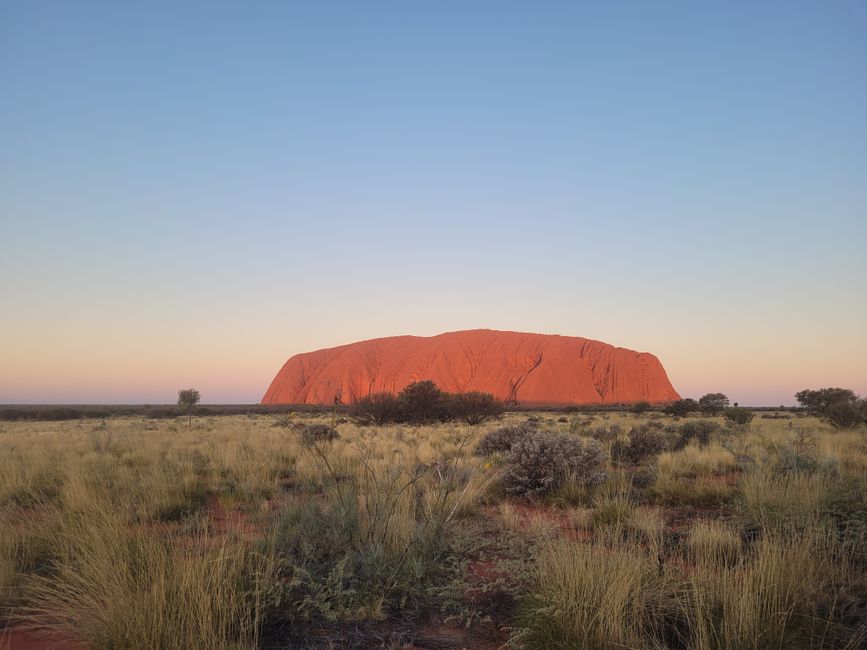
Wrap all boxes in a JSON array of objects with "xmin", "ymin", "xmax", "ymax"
[
  {"xmin": 176, "ymin": 388, "xmax": 200, "ymax": 428},
  {"xmin": 297, "ymin": 423, "xmax": 340, "ymax": 447},
  {"xmin": 585, "ymin": 423, "xmax": 623, "ymax": 443}
]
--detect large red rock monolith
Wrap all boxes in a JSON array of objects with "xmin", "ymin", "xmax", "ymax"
[{"xmin": 262, "ymin": 329, "xmax": 679, "ymax": 406}]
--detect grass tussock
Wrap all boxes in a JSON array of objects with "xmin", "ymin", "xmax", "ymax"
[
  {"xmin": 23, "ymin": 505, "xmax": 273, "ymax": 650},
  {"xmin": 517, "ymin": 539, "xmax": 686, "ymax": 649}
]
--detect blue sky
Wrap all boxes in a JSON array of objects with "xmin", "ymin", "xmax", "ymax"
[{"xmin": 1, "ymin": 1, "xmax": 865, "ymax": 405}]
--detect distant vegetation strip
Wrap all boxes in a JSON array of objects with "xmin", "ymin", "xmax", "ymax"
[{"xmin": 0, "ymin": 402, "xmax": 806, "ymax": 422}]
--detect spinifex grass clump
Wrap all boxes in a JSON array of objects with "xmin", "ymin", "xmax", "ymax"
[
  {"xmin": 23, "ymin": 504, "xmax": 274, "ymax": 650},
  {"xmin": 516, "ymin": 539, "xmax": 686, "ymax": 649},
  {"xmin": 685, "ymin": 520, "xmax": 742, "ymax": 567}
]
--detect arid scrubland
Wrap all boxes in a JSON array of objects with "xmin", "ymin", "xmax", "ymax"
[{"xmin": 0, "ymin": 411, "xmax": 865, "ymax": 649}]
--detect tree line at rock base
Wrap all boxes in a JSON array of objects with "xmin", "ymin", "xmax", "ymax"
[{"xmin": 349, "ymin": 381, "xmax": 504, "ymax": 425}]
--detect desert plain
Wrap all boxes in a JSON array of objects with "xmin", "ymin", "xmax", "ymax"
[{"xmin": 1, "ymin": 406, "xmax": 865, "ymax": 649}]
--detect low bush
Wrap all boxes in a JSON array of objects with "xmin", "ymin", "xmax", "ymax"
[
  {"xmin": 398, "ymin": 380, "xmax": 449, "ymax": 424},
  {"xmin": 664, "ymin": 398, "xmax": 698, "ymax": 417},
  {"xmin": 773, "ymin": 444, "xmax": 821, "ymax": 476},
  {"xmin": 349, "ymin": 393, "xmax": 400, "ymax": 425},
  {"xmin": 503, "ymin": 431, "xmax": 607, "ymax": 497},
  {"xmin": 672, "ymin": 420, "xmax": 720, "ymax": 450},
  {"xmin": 350, "ymin": 383, "xmax": 503, "ymax": 425},
  {"xmin": 825, "ymin": 400, "xmax": 866, "ymax": 430},
  {"xmin": 585, "ymin": 423, "xmax": 622, "ymax": 443},
  {"xmin": 611, "ymin": 423, "xmax": 667, "ymax": 465},
  {"xmin": 723, "ymin": 407, "xmax": 754, "ymax": 427},
  {"xmin": 297, "ymin": 424, "xmax": 340, "ymax": 447},
  {"xmin": 475, "ymin": 422, "xmax": 533, "ymax": 456},
  {"xmin": 449, "ymin": 391, "xmax": 504, "ymax": 425}
]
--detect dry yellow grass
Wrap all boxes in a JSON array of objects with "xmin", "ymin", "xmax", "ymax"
[
  {"xmin": 0, "ymin": 411, "xmax": 864, "ymax": 648},
  {"xmin": 522, "ymin": 538, "xmax": 682, "ymax": 649},
  {"xmin": 686, "ymin": 519, "xmax": 741, "ymax": 566},
  {"xmin": 657, "ymin": 443, "xmax": 736, "ymax": 478}
]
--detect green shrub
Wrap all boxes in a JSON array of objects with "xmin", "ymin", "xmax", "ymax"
[
  {"xmin": 672, "ymin": 420, "xmax": 720, "ymax": 450},
  {"xmin": 397, "ymin": 380, "xmax": 449, "ymax": 424},
  {"xmin": 503, "ymin": 431, "xmax": 607, "ymax": 497},
  {"xmin": 349, "ymin": 393, "xmax": 400, "ymax": 425},
  {"xmin": 795, "ymin": 387, "xmax": 858, "ymax": 413},
  {"xmin": 773, "ymin": 445, "xmax": 821, "ymax": 476},
  {"xmin": 270, "ymin": 476, "xmax": 455, "ymax": 622},
  {"xmin": 825, "ymin": 400, "xmax": 866, "ymax": 429},
  {"xmin": 664, "ymin": 398, "xmax": 698, "ymax": 417},
  {"xmin": 723, "ymin": 407, "xmax": 754, "ymax": 427},
  {"xmin": 611, "ymin": 423, "xmax": 667, "ymax": 465},
  {"xmin": 449, "ymin": 391, "xmax": 504, "ymax": 425},
  {"xmin": 698, "ymin": 392, "xmax": 730, "ymax": 415}
]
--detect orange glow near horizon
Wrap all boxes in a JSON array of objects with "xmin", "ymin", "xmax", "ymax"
[{"xmin": 2, "ymin": 320, "xmax": 864, "ymax": 406}]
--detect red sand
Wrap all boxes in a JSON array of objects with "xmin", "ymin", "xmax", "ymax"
[{"xmin": 262, "ymin": 329, "xmax": 680, "ymax": 406}]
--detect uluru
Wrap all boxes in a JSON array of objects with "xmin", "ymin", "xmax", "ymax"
[{"xmin": 262, "ymin": 329, "xmax": 679, "ymax": 406}]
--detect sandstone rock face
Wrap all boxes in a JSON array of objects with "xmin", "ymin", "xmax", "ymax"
[{"xmin": 262, "ymin": 330, "xmax": 679, "ymax": 406}]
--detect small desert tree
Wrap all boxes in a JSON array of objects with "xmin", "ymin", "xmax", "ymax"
[
  {"xmin": 177, "ymin": 388, "xmax": 200, "ymax": 428},
  {"xmin": 450, "ymin": 391, "xmax": 504, "ymax": 425},
  {"xmin": 665, "ymin": 398, "xmax": 698, "ymax": 417},
  {"xmin": 824, "ymin": 400, "xmax": 866, "ymax": 430},
  {"xmin": 350, "ymin": 392, "xmax": 401, "ymax": 425},
  {"xmin": 795, "ymin": 388, "xmax": 858, "ymax": 413},
  {"xmin": 397, "ymin": 380, "xmax": 447, "ymax": 424},
  {"xmin": 698, "ymin": 393, "xmax": 730, "ymax": 415}
]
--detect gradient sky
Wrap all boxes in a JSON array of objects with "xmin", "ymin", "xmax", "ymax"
[{"xmin": 1, "ymin": 1, "xmax": 865, "ymax": 406}]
